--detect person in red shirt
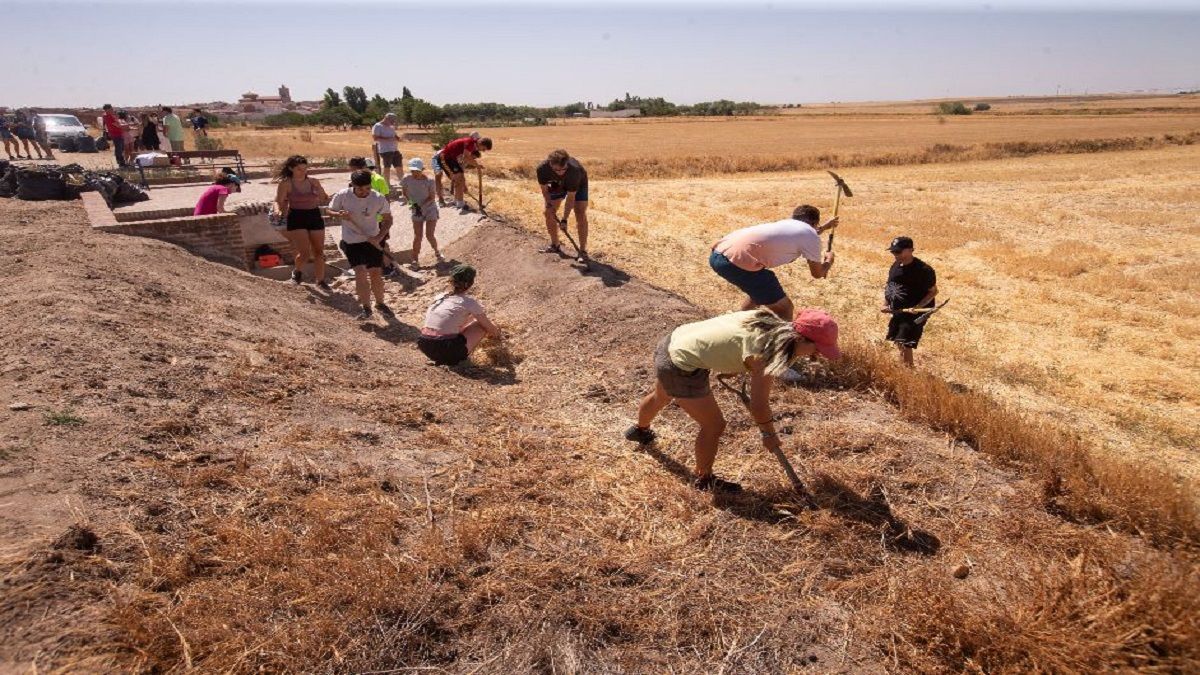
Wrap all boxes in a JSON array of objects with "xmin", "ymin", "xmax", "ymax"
[
  {"xmin": 101, "ymin": 104, "xmax": 128, "ymax": 168},
  {"xmin": 433, "ymin": 134, "xmax": 492, "ymax": 214}
]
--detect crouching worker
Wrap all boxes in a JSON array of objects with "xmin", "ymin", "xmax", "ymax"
[
  {"xmin": 193, "ymin": 171, "xmax": 242, "ymax": 215},
  {"xmin": 625, "ymin": 309, "xmax": 841, "ymax": 492},
  {"xmin": 417, "ymin": 264, "xmax": 501, "ymax": 366},
  {"xmin": 328, "ymin": 170, "xmax": 394, "ymax": 320}
]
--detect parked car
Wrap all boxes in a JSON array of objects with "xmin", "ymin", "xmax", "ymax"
[{"xmin": 37, "ymin": 114, "xmax": 91, "ymax": 148}]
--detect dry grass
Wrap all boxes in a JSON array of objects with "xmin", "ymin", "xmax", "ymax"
[{"xmin": 484, "ymin": 145, "xmax": 1200, "ymax": 486}]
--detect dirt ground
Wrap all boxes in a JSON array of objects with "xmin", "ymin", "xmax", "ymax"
[{"xmin": 0, "ymin": 198, "xmax": 1196, "ymax": 671}]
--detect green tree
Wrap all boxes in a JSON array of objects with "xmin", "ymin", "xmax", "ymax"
[
  {"xmin": 410, "ymin": 100, "xmax": 444, "ymax": 128},
  {"xmin": 323, "ymin": 88, "xmax": 341, "ymax": 109},
  {"xmin": 364, "ymin": 95, "xmax": 390, "ymax": 120},
  {"xmin": 430, "ymin": 124, "xmax": 459, "ymax": 150},
  {"xmin": 343, "ymin": 86, "xmax": 368, "ymax": 114},
  {"xmin": 936, "ymin": 101, "xmax": 972, "ymax": 115}
]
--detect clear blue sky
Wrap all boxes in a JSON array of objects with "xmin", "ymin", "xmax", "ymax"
[{"xmin": 8, "ymin": 1, "xmax": 1199, "ymax": 109}]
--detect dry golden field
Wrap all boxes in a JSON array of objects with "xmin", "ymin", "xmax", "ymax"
[
  {"xmin": 484, "ymin": 144, "xmax": 1200, "ymax": 485},
  {"xmin": 212, "ymin": 105, "xmax": 1200, "ymax": 179}
]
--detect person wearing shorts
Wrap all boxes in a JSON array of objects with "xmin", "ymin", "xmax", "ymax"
[
  {"xmin": 1, "ymin": 116, "xmax": 22, "ymax": 160},
  {"xmin": 328, "ymin": 170, "xmax": 394, "ymax": 321},
  {"xmin": 274, "ymin": 155, "xmax": 331, "ymax": 289},
  {"xmin": 417, "ymin": 264, "xmax": 500, "ymax": 366},
  {"xmin": 624, "ymin": 309, "xmax": 841, "ymax": 493},
  {"xmin": 430, "ymin": 151, "xmax": 449, "ymax": 206},
  {"xmin": 536, "ymin": 149, "xmax": 590, "ymax": 262},
  {"xmin": 101, "ymin": 105, "xmax": 126, "ymax": 167},
  {"xmin": 371, "ymin": 113, "xmax": 403, "ymax": 187},
  {"xmin": 435, "ymin": 134, "xmax": 492, "ymax": 214},
  {"xmin": 881, "ymin": 236, "xmax": 938, "ymax": 368},
  {"xmin": 710, "ymin": 205, "xmax": 838, "ymax": 321},
  {"xmin": 161, "ymin": 107, "xmax": 185, "ymax": 152},
  {"xmin": 401, "ymin": 157, "xmax": 442, "ymax": 268},
  {"xmin": 12, "ymin": 112, "xmax": 44, "ymax": 160},
  {"xmin": 348, "ymin": 156, "xmax": 400, "ymax": 276},
  {"xmin": 31, "ymin": 114, "xmax": 55, "ymax": 161}
]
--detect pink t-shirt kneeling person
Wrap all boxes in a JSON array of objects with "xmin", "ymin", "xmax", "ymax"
[
  {"xmin": 417, "ymin": 264, "xmax": 501, "ymax": 366},
  {"xmin": 193, "ymin": 172, "xmax": 242, "ymax": 215}
]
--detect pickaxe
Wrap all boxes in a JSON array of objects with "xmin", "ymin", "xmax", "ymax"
[
  {"xmin": 715, "ymin": 375, "xmax": 817, "ymax": 508},
  {"xmin": 826, "ymin": 170, "xmax": 853, "ymax": 253},
  {"xmin": 913, "ymin": 298, "xmax": 949, "ymax": 326}
]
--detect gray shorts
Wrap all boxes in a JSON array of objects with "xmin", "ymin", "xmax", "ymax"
[
  {"xmin": 654, "ymin": 334, "xmax": 711, "ymax": 399},
  {"xmin": 380, "ymin": 151, "xmax": 402, "ymax": 168}
]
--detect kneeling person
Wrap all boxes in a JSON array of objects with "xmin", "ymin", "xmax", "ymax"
[
  {"xmin": 329, "ymin": 170, "xmax": 394, "ymax": 320},
  {"xmin": 417, "ymin": 265, "xmax": 500, "ymax": 366}
]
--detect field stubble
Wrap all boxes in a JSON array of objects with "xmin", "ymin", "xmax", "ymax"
[{"xmin": 486, "ymin": 145, "xmax": 1200, "ymax": 486}]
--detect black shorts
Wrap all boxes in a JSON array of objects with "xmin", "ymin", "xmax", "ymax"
[
  {"xmin": 439, "ymin": 152, "xmax": 464, "ymax": 175},
  {"xmin": 379, "ymin": 151, "xmax": 402, "ymax": 168},
  {"xmin": 654, "ymin": 334, "xmax": 711, "ymax": 399},
  {"xmin": 887, "ymin": 313, "xmax": 926, "ymax": 349},
  {"xmin": 285, "ymin": 208, "xmax": 325, "ymax": 231},
  {"xmin": 418, "ymin": 335, "xmax": 469, "ymax": 365},
  {"xmin": 340, "ymin": 240, "xmax": 383, "ymax": 269}
]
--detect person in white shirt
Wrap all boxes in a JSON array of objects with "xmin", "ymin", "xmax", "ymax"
[
  {"xmin": 327, "ymin": 171, "xmax": 395, "ymax": 321},
  {"xmin": 371, "ymin": 113, "xmax": 403, "ymax": 187}
]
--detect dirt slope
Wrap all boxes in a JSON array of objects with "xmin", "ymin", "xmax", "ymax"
[{"xmin": 0, "ymin": 199, "xmax": 1195, "ymax": 672}]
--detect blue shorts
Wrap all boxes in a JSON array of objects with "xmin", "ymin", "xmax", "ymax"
[
  {"xmin": 709, "ymin": 250, "xmax": 786, "ymax": 306},
  {"xmin": 549, "ymin": 185, "xmax": 588, "ymax": 202},
  {"xmin": 431, "ymin": 153, "xmax": 443, "ymax": 174}
]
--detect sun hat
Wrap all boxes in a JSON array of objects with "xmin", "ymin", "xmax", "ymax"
[
  {"xmin": 450, "ymin": 264, "xmax": 476, "ymax": 286},
  {"xmin": 887, "ymin": 236, "xmax": 914, "ymax": 252},
  {"xmin": 408, "ymin": 157, "xmax": 425, "ymax": 172},
  {"xmin": 792, "ymin": 309, "xmax": 841, "ymax": 360}
]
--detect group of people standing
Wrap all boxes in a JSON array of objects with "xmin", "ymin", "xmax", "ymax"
[
  {"xmin": 0, "ymin": 111, "xmax": 54, "ymax": 161},
  {"xmin": 99, "ymin": 104, "xmax": 201, "ymax": 167}
]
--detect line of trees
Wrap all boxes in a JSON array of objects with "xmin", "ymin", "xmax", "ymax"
[{"xmin": 262, "ymin": 86, "xmax": 768, "ymax": 128}]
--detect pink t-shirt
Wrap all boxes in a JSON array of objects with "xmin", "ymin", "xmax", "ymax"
[
  {"xmin": 422, "ymin": 293, "xmax": 487, "ymax": 337},
  {"xmin": 714, "ymin": 218, "xmax": 823, "ymax": 271},
  {"xmin": 194, "ymin": 184, "xmax": 230, "ymax": 216}
]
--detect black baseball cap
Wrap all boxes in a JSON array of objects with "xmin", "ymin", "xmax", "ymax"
[{"xmin": 887, "ymin": 236, "xmax": 914, "ymax": 252}]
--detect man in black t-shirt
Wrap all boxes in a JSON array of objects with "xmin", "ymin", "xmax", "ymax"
[
  {"xmin": 536, "ymin": 148, "xmax": 590, "ymax": 262},
  {"xmin": 881, "ymin": 236, "xmax": 938, "ymax": 367}
]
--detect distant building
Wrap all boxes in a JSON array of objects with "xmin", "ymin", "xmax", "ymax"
[
  {"xmin": 589, "ymin": 108, "xmax": 641, "ymax": 119},
  {"xmin": 237, "ymin": 85, "xmax": 294, "ymax": 118}
]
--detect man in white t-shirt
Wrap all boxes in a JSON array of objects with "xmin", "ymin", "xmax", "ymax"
[
  {"xmin": 709, "ymin": 205, "xmax": 838, "ymax": 320},
  {"xmin": 371, "ymin": 113, "xmax": 402, "ymax": 187},
  {"xmin": 328, "ymin": 171, "xmax": 395, "ymax": 321}
]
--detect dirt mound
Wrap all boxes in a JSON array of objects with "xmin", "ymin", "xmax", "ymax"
[{"xmin": 0, "ymin": 199, "xmax": 1196, "ymax": 672}]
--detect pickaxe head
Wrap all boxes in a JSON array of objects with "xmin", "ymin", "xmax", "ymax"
[{"xmin": 827, "ymin": 170, "xmax": 853, "ymax": 197}]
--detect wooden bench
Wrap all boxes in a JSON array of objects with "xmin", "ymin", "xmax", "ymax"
[{"xmin": 136, "ymin": 150, "xmax": 247, "ymax": 188}]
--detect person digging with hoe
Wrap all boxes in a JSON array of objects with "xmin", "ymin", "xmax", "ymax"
[
  {"xmin": 710, "ymin": 205, "xmax": 838, "ymax": 321},
  {"xmin": 536, "ymin": 149, "xmax": 590, "ymax": 262},
  {"xmin": 625, "ymin": 308, "xmax": 841, "ymax": 492},
  {"xmin": 417, "ymin": 264, "xmax": 501, "ymax": 366},
  {"xmin": 328, "ymin": 170, "xmax": 396, "ymax": 321},
  {"xmin": 881, "ymin": 236, "xmax": 937, "ymax": 368}
]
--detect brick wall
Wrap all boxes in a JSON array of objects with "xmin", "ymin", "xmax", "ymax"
[{"xmin": 114, "ymin": 206, "xmax": 195, "ymax": 223}]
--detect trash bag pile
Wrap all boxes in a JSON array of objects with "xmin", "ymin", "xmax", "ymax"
[{"xmin": 0, "ymin": 162, "xmax": 149, "ymax": 206}]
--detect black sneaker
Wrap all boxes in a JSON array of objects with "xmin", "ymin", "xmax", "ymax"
[
  {"xmin": 316, "ymin": 280, "xmax": 332, "ymax": 291},
  {"xmin": 290, "ymin": 270, "xmax": 302, "ymax": 284},
  {"xmin": 355, "ymin": 307, "xmax": 372, "ymax": 321},
  {"xmin": 694, "ymin": 475, "xmax": 743, "ymax": 493},
  {"xmin": 375, "ymin": 303, "xmax": 395, "ymax": 318},
  {"xmin": 575, "ymin": 250, "xmax": 590, "ymax": 264},
  {"xmin": 458, "ymin": 205, "xmax": 471, "ymax": 215},
  {"xmin": 540, "ymin": 244, "xmax": 563, "ymax": 255},
  {"xmin": 623, "ymin": 425, "xmax": 656, "ymax": 444}
]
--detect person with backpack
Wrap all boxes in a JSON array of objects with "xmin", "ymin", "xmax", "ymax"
[
  {"xmin": 327, "ymin": 170, "xmax": 394, "ymax": 321},
  {"xmin": 416, "ymin": 264, "xmax": 500, "ymax": 366},
  {"xmin": 624, "ymin": 308, "xmax": 841, "ymax": 493}
]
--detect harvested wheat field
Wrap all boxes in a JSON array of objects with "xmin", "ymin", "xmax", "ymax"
[
  {"xmin": 487, "ymin": 144, "xmax": 1200, "ymax": 487},
  {"xmin": 0, "ymin": 193, "xmax": 1198, "ymax": 672}
]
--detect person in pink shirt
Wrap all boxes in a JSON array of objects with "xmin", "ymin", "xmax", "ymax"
[
  {"xmin": 709, "ymin": 205, "xmax": 838, "ymax": 320},
  {"xmin": 193, "ymin": 173, "xmax": 242, "ymax": 215}
]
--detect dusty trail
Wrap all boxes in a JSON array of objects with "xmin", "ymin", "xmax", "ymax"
[{"xmin": 0, "ymin": 199, "xmax": 1196, "ymax": 672}]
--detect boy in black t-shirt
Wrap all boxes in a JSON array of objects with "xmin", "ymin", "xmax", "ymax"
[
  {"xmin": 536, "ymin": 148, "xmax": 590, "ymax": 262},
  {"xmin": 881, "ymin": 236, "xmax": 937, "ymax": 367}
]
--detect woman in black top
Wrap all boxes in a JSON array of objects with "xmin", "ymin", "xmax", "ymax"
[{"xmin": 140, "ymin": 113, "xmax": 161, "ymax": 152}]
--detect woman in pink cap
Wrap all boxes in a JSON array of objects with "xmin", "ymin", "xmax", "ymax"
[{"xmin": 625, "ymin": 308, "xmax": 841, "ymax": 492}]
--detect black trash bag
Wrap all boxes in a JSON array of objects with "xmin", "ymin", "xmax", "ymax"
[
  {"xmin": 113, "ymin": 179, "xmax": 148, "ymax": 204},
  {"xmin": 95, "ymin": 137, "xmax": 109, "ymax": 151},
  {"xmin": 58, "ymin": 137, "xmax": 78, "ymax": 153},
  {"xmin": 16, "ymin": 168, "xmax": 68, "ymax": 201},
  {"xmin": 59, "ymin": 163, "xmax": 86, "ymax": 174},
  {"xmin": 76, "ymin": 136, "xmax": 98, "ymax": 153},
  {"xmin": 0, "ymin": 167, "xmax": 17, "ymax": 199},
  {"xmin": 84, "ymin": 174, "xmax": 119, "ymax": 207}
]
